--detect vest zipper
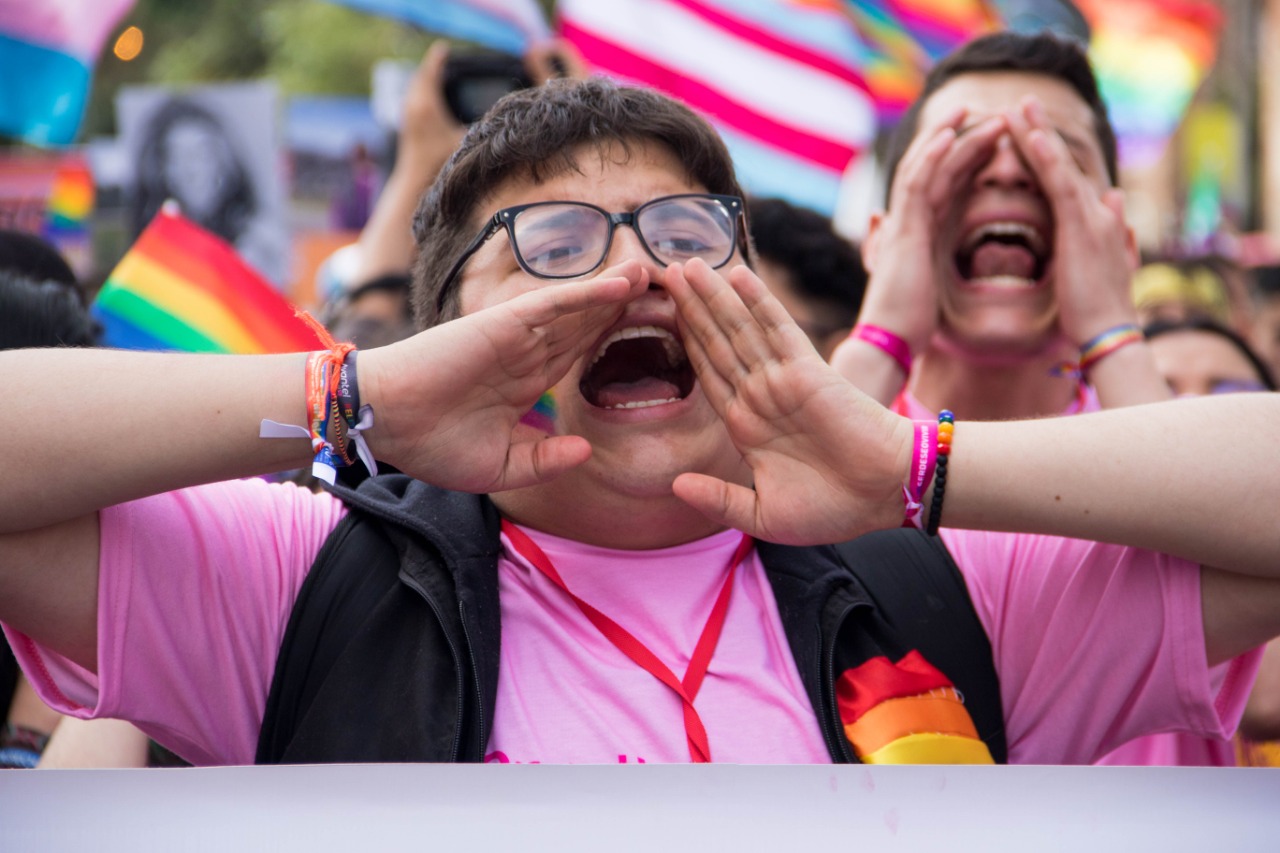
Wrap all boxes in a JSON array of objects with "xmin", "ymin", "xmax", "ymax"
[
  {"xmin": 823, "ymin": 600, "xmax": 858, "ymax": 763},
  {"xmin": 399, "ymin": 572, "xmax": 467, "ymax": 762},
  {"xmin": 458, "ymin": 600, "xmax": 487, "ymax": 760}
]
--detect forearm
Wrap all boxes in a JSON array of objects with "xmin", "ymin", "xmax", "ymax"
[
  {"xmin": 352, "ymin": 169, "xmax": 432, "ymax": 283},
  {"xmin": 3, "ymin": 348, "xmax": 312, "ymax": 532},
  {"xmin": 941, "ymin": 394, "xmax": 1280, "ymax": 576}
]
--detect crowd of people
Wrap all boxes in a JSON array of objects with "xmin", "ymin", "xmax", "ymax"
[{"xmin": 1, "ymin": 30, "xmax": 1279, "ymax": 774}]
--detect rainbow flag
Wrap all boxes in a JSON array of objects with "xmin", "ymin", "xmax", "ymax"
[
  {"xmin": 0, "ymin": 0, "xmax": 136, "ymax": 145},
  {"xmin": 41, "ymin": 158, "xmax": 94, "ymax": 241},
  {"xmin": 841, "ymin": 0, "xmax": 998, "ymax": 123},
  {"xmin": 559, "ymin": 0, "xmax": 880, "ymax": 217},
  {"xmin": 836, "ymin": 650, "xmax": 994, "ymax": 764},
  {"xmin": 93, "ymin": 208, "xmax": 326, "ymax": 354},
  {"xmin": 1074, "ymin": 0, "xmax": 1223, "ymax": 168},
  {"xmin": 323, "ymin": 0, "xmax": 550, "ymax": 54}
]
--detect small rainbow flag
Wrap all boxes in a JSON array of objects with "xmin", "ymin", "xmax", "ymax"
[
  {"xmin": 93, "ymin": 207, "xmax": 326, "ymax": 354},
  {"xmin": 836, "ymin": 650, "xmax": 994, "ymax": 764},
  {"xmin": 41, "ymin": 158, "xmax": 94, "ymax": 240}
]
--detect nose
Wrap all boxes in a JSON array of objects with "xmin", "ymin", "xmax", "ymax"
[
  {"xmin": 605, "ymin": 222, "xmax": 668, "ymax": 288},
  {"xmin": 974, "ymin": 132, "xmax": 1037, "ymax": 192}
]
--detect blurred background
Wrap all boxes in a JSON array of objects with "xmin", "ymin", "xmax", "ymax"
[{"xmin": 0, "ymin": 0, "xmax": 1272, "ymax": 307}]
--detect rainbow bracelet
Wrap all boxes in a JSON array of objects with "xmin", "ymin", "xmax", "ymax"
[
  {"xmin": 1078, "ymin": 323, "xmax": 1143, "ymax": 375},
  {"xmin": 926, "ymin": 410, "xmax": 954, "ymax": 536}
]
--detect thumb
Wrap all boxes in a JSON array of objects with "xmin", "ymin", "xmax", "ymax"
[
  {"xmin": 495, "ymin": 435, "xmax": 593, "ymax": 491},
  {"xmin": 672, "ymin": 473, "xmax": 760, "ymax": 536}
]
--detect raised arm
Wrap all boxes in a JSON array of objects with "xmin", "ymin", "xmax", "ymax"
[
  {"xmin": 1006, "ymin": 97, "xmax": 1172, "ymax": 409},
  {"xmin": 0, "ymin": 266, "xmax": 645, "ymax": 667},
  {"xmin": 668, "ymin": 258, "xmax": 1280, "ymax": 568},
  {"xmin": 351, "ymin": 41, "xmax": 464, "ymax": 286}
]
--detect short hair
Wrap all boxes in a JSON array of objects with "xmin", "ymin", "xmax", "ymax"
[
  {"xmin": 1143, "ymin": 317, "xmax": 1277, "ymax": 392},
  {"xmin": 746, "ymin": 196, "xmax": 865, "ymax": 330},
  {"xmin": 0, "ymin": 269, "xmax": 100, "ymax": 349},
  {"xmin": 0, "ymin": 229, "xmax": 78, "ymax": 290},
  {"xmin": 881, "ymin": 31, "xmax": 1118, "ymax": 205},
  {"xmin": 411, "ymin": 77, "xmax": 746, "ymax": 328}
]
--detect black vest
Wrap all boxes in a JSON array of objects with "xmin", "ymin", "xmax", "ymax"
[{"xmin": 257, "ymin": 475, "xmax": 1006, "ymax": 764}]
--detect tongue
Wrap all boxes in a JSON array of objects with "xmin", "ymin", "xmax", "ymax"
[
  {"xmin": 969, "ymin": 242, "xmax": 1038, "ymax": 280},
  {"xmin": 594, "ymin": 377, "xmax": 681, "ymax": 409}
]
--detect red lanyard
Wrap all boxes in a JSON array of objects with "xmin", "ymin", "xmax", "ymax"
[{"xmin": 501, "ymin": 520, "xmax": 753, "ymax": 763}]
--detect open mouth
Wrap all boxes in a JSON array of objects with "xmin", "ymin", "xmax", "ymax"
[
  {"xmin": 955, "ymin": 221, "xmax": 1050, "ymax": 287},
  {"xmin": 580, "ymin": 325, "xmax": 695, "ymax": 410}
]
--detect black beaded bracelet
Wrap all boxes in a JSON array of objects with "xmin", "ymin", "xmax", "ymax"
[{"xmin": 926, "ymin": 409, "xmax": 954, "ymax": 536}]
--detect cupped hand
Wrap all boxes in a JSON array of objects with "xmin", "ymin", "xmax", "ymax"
[
  {"xmin": 665, "ymin": 259, "xmax": 913, "ymax": 545},
  {"xmin": 857, "ymin": 108, "xmax": 1009, "ymax": 356},
  {"xmin": 360, "ymin": 262, "xmax": 647, "ymax": 493},
  {"xmin": 396, "ymin": 40, "xmax": 467, "ymax": 183},
  {"xmin": 1007, "ymin": 97, "xmax": 1139, "ymax": 345}
]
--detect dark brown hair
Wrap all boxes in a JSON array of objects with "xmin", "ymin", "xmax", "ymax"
[
  {"xmin": 412, "ymin": 77, "xmax": 745, "ymax": 328},
  {"xmin": 881, "ymin": 31, "xmax": 1118, "ymax": 205}
]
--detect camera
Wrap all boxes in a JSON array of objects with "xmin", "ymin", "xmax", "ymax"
[{"xmin": 443, "ymin": 52, "xmax": 533, "ymax": 124}]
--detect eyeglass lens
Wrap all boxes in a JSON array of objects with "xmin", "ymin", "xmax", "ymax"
[{"xmin": 510, "ymin": 196, "xmax": 736, "ymax": 278}]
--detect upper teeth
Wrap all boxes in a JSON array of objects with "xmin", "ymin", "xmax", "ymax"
[
  {"xmin": 962, "ymin": 221, "xmax": 1045, "ymax": 255},
  {"xmin": 590, "ymin": 325, "xmax": 683, "ymax": 367}
]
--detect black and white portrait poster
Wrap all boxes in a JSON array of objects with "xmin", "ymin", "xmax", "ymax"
[{"xmin": 117, "ymin": 81, "xmax": 289, "ymax": 286}]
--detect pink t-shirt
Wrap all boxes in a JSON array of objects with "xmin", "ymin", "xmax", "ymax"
[
  {"xmin": 3, "ymin": 478, "xmax": 1257, "ymax": 766},
  {"xmin": 896, "ymin": 384, "xmax": 1249, "ymax": 766},
  {"xmin": 486, "ymin": 526, "xmax": 829, "ymax": 764}
]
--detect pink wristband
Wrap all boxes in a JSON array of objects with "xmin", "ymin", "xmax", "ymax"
[
  {"xmin": 901, "ymin": 419, "xmax": 937, "ymax": 529},
  {"xmin": 851, "ymin": 324, "xmax": 912, "ymax": 375}
]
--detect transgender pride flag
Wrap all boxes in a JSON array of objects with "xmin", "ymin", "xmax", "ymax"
[
  {"xmin": 324, "ymin": 0, "xmax": 550, "ymax": 54},
  {"xmin": 558, "ymin": 0, "xmax": 879, "ymax": 217},
  {"xmin": 0, "ymin": 0, "xmax": 136, "ymax": 145}
]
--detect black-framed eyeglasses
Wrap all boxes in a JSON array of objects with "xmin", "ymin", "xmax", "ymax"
[{"xmin": 439, "ymin": 193, "xmax": 746, "ymax": 296}]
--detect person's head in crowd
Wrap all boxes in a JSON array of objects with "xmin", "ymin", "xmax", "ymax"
[
  {"xmin": 327, "ymin": 273, "xmax": 416, "ymax": 349},
  {"xmin": 1132, "ymin": 261, "xmax": 1231, "ymax": 328},
  {"xmin": 1144, "ymin": 317, "xmax": 1276, "ymax": 398},
  {"xmin": 412, "ymin": 76, "xmax": 749, "ymax": 330},
  {"xmin": 0, "ymin": 230, "xmax": 79, "ymax": 294},
  {"xmin": 1132, "ymin": 256, "xmax": 1253, "ymax": 333},
  {"xmin": 411, "ymin": 76, "xmax": 752, "ymax": 540},
  {"xmin": 1249, "ymin": 264, "xmax": 1280, "ymax": 382},
  {"xmin": 746, "ymin": 197, "xmax": 865, "ymax": 360},
  {"xmin": 0, "ymin": 270, "xmax": 100, "ymax": 350},
  {"xmin": 834, "ymin": 28, "xmax": 1151, "ymax": 422},
  {"xmin": 868, "ymin": 30, "xmax": 1129, "ymax": 371},
  {"xmin": 132, "ymin": 98, "xmax": 257, "ymax": 243},
  {"xmin": 882, "ymin": 30, "xmax": 1118, "ymax": 203}
]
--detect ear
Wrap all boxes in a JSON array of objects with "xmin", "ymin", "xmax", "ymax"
[{"xmin": 862, "ymin": 211, "xmax": 885, "ymax": 275}]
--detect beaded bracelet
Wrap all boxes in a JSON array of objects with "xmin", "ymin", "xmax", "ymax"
[
  {"xmin": 926, "ymin": 409, "xmax": 954, "ymax": 536},
  {"xmin": 1077, "ymin": 323, "xmax": 1143, "ymax": 376},
  {"xmin": 850, "ymin": 323, "xmax": 913, "ymax": 375}
]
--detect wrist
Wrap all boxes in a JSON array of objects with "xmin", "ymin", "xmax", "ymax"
[
  {"xmin": 849, "ymin": 323, "xmax": 913, "ymax": 375},
  {"xmin": 1077, "ymin": 323, "xmax": 1143, "ymax": 377}
]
